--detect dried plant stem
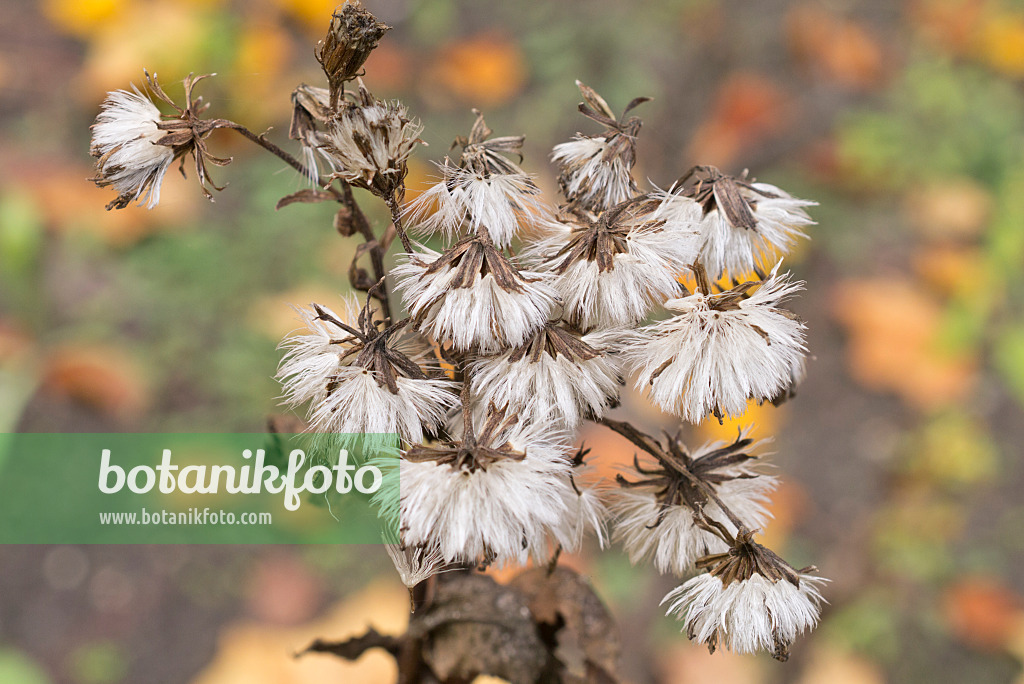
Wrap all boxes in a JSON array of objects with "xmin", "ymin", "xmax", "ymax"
[
  {"xmin": 386, "ymin": 195, "xmax": 414, "ymax": 253},
  {"xmin": 224, "ymin": 122, "xmax": 312, "ymax": 178}
]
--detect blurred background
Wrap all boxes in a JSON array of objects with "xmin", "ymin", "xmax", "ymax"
[{"xmin": 2, "ymin": 0, "xmax": 1024, "ymax": 682}]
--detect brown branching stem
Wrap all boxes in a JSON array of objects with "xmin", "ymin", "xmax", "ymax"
[{"xmin": 386, "ymin": 194, "xmax": 414, "ymax": 253}]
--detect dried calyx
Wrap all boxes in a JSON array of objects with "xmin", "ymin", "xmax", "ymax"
[
  {"xmin": 506, "ymin": 322, "xmax": 601, "ymax": 364},
  {"xmin": 554, "ymin": 196, "xmax": 663, "ymax": 274},
  {"xmin": 673, "ymin": 165, "xmax": 780, "ymax": 232},
  {"xmin": 610, "ymin": 421, "xmax": 760, "ymax": 528},
  {"xmin": 697, "ymin": 528, "xmax": 813, "ymax": 588},
  {"xmin": 312, "ymin": 297, "xmax": 429, "ymax": 395},
  {"xmin": 404, "ymin": 403, "xmax": 527, "ymax": 472},
  {"xmin": 452, "ymin": 110, "xmax": 529, "ymax": 177},
  {"xmin": 316, "ymin": 1, "xmax": 391, "ymax": 109},
  {"xmin": 417, "ymin": 232, "xmax": 533, "ymax": 296}
]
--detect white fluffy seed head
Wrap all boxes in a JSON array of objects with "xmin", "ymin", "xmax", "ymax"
[
  {"xmin": 394, "ymin": 246, "xmax": 559, "ymax": 353},
  {"xmin": 701, "ymin": 182, "xmax": 816, "ymax": 278},
  {"xmin": 396, "ymin": 419, "xmax": 575, "ymax": 566},
  {"xmin": 90, "ymin": 86, "xmax": 175, "ymax": 210},
  {"xmin": 610, "ymin": 433, "xmax": 777, "ymax": 575},
  {"xmin": 525, "ymin": 219, "xmax": 700, "ymax": 330},
  {"xmin": 276, "ymin": 300, "xmax": 456, "ymax": 443},
  {"xmin": 322, "ymin": 95, "xmax": 423, "ymax": 196},
  {"xmin": 624, "ymin": 266, "xmax": 806, "ymax": 422},
  {"xmin": 406, "ymin": 165, "xmax": 549, "ymax": 248},
  {"xmin": 468, "ymin": 328, "xmax": 622, "ymax": 430},
  {"xmin": 662, "ymin": 572, "xmax": 826, "ymax": 659},
  {"xmin": 553, "ymin": 136, "xmax": 636, "ymax": 211}
]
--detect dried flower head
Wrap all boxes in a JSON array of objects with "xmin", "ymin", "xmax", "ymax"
[
  {"xmin": 552, "ymin": 81, "xmax": 650, "ymax": 212},
  {"xmin": 322, "ymin": 84, "xmax": 424, "ymax": 200},
  {"xmin": 91, "ymin": 71, "xmax": 235, "ymax": 210},
  {"xmin": 527, "ymin": 197, "xmax": 700, "ymax": 329},
  {"xmin": 668, "ymin": 166, "xmax": 816, "ymax": 278},
  {"xmin": 315, "ymin": 1, "xmax": 391, "ymax": 109},
  {"xmin": 398, "ymin": 406, "xmax": 574, "ymax": 566},
  {"xmin": 276, "ymin": 296, "xmax": 456, "ymax": 442},
  {"xmin": 406, "ymin": 111, "xmax": 549, "ymax": 248},
  {"xmin": 395, "ymin": 235, "xmax": 559, "ymax": 353},
  {"xmin": 609, "ymin": 426, "xmax": 776, "ymax": 575},
  {"xmin": 469, "ymin": 323, "xmax": 621, "ymax": 430},
  {"xmin": 624, "ymin": 263, "xmax": 806, "ymax": 422},
  {"xmin": 90, "ymin": 84, "xmax": 175, "ymax": 210},
  {"xmin": 662, "ymin": 530, "xmax": 826, "ymax": 660}
]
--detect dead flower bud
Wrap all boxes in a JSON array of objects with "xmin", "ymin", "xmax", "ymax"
[
  {"xmin": 289, "ymin": 84, "xmax": 337, "ymax": 185},
  {"xmin": 316, "ymin": 1, "xmax": 391, "ymax": 109},
  {"xmin": 91, "ymin": 71, "xmax": 232, "ymax": 210},
  {"xmin": 552, "ymin": 81, "xmax": 650, "ymax": 212}
]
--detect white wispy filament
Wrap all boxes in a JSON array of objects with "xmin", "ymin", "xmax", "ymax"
[{"xmin": 395, "ymin": 244, "xmax": 559, "ymax": 353}]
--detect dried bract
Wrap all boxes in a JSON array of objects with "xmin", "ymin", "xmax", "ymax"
[
  {"xmin": 610, "ymin": 426, "xmax": 776, "ymax": 574},
  {"xmin": 315, "ymin": 1, "xmax": 391, "ymax": 109},
  {"xmin": 322, "ymin": 84, "xmax": 424, "ymax": 200}
]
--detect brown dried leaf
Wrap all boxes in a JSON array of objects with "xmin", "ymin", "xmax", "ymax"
[
  {"xmin": 414, "ymin": 572, "xmax": 546, "ymax": 684},
  {"xmin": 510, "ymin": 567, "xmax": 621, "ymax": 683},
  {"xmin": 276, "ymin": 189, "xmax": 336, "ymax": 210}
]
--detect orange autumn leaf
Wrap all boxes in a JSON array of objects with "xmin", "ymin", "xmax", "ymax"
[
  {"xmin": 912, "ymin": 244, "xmax": 987, "ymax": 298},
  {"xmin": 786, "ymin": 5, "xmax": 886, "ymax": 90},
  {"xmin": 687, "ymin": 73, "xmax": 788, "ymax": 169},
  {"xmin": 904, "ymin": 178, "xmax": 992, "ymax": 241},
  {"xmin": 977, "ymin": 13, "xmax": 1024, "ymax": 77},
  {"xmin": 906, "ymin": 0, "xmax": 987, "ymax": 55},
  {"xmin": 943, "ymin": 575, "xmax": 1024, "ymax": 651},
  {"xmin": 43, "ymin": 345, "xmax": 149, "ymax": 419},
  {"xmin": 427, "ymin": 34, "xmax": 527, "ymax": 107},
  {"xmin": 832, "ymin": 278, "xmax": 977, "ymax": 410}
]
